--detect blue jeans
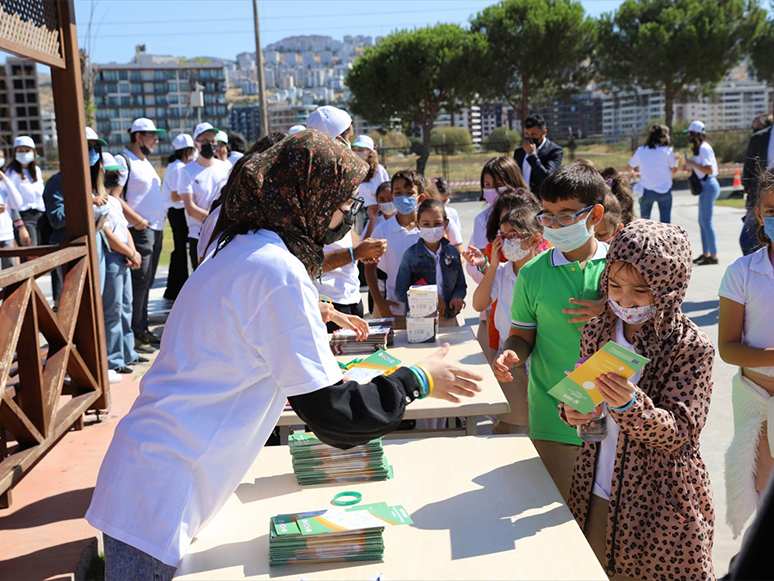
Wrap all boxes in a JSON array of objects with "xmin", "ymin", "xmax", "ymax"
[
  {"xmin": 103, "ymin": 251, "xmax": 137, "ymax": 369},
  {"xmin": 640, "ymin": 188, "xmax": 672, "ymax": 223},
  {"xmin": 698, "ymin": 176, "xmax": 721, "ymax": 255},
  {"xmin": 104, "ymin": 534, "xmax": 176, "ymax": 581}
]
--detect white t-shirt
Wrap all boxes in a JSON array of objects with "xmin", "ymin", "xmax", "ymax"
[
  {"xmin": 177, "ymin": 160, "xmax": 230, "ymax": 239},
  {"xmin": 490, "ymin": 262, "xmax": 518, "ymax": 350},
  {"xmin": 719, "ymin": 246, "xmax": 774, "ymax": 376},
  {"xmin": 466, "ymin": 206, "xmax": 492, "ymax": 284},
  {"xmin": 628, "ymin": 145, "xmax": 676, "ymax": 194},
  {"xmin": 691, "ymin": 141, "xmax": 718, "ymax": 178},
  {"xmin": 592, "ymin": 319, "xmax": 643, "ymax": 500},
  {"xmin": 227, "ymin": 151, "xmax": 244, "ymax": 166},
  {"xmin": 197, "ymin": 205, "xmax": 221, "ymax": 262},
  {"xmin": 423, "ymin": 242, "xmax": 444, "ymax": 293},
  {"xmin": 6, "ymin": 167, "xmax": 44, "ymax": 212},
  {"xmin": 162, "ymin": 159, "xmax": 186, "ymax": 211},
  {"xmin": 116, "ymin": 150, "xmax": 166, "ymax": 231},
  {"xmin": 314, "ymin": 231, "xmax": 361, "ymax": 305},
  {"xmin": 104, "ymin": 196, "xmax": 130, "ymax": 246},
  {"xmin": 446, "ymin": 204, "xmax": 462, "ymax": 237},
  {"xmin": 0, "ymin": 177, "xmax": 23, "ymax": 241},
  {"xmin": 357, "ymin": 165, "xmax": 390, "ymax": 207},
  {"xmin": 85, "ymin": 229, "xmax": 342, "ymax": 566},
  {"xmin": 371, "ymin": 216, "xmax": 420, "ymax": 316}
]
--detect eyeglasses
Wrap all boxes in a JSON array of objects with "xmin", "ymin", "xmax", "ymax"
[
  {"xmin": 497, "ymin": 229, "xmax": 527, "ymax": 241},
  {"xmin": 141, "ymin": 132, "xmax": 160, "ymax": 140},
  {"xmin": 535, "ymin": 205, "xmax": 593, "ymax": 228}
]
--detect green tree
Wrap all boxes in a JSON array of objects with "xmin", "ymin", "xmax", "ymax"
[
  {"xmin": 470, "ymin": 0, "xmax": 594, "ymax": 122},
  {"xmin": 367, "ymin": 130, "xmax": 411, "ymax": 155},
  {"xmin": 596, "ymin": 0, "xmax": 765, "ymax": 130},
  {"xmin": 750, "ymin": 12, "xmax": 774, "ymax": 86},
  {"xmin": 430, "ymin": 126, "xmax": 474, "ymax": 154},
  {"xmin": 483, "ymin": 126, "xmax": 521, "ymax": 153},
  {"xmin": 346, "ymin": 24, "xmax": 487, "ymax": 174}
]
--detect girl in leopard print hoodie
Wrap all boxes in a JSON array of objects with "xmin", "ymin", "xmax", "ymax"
[{"xmin": 559, "ymin": 220, "xmax": 715, "ymax": 580}]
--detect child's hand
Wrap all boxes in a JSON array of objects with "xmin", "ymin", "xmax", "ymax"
[
  {"xmin": 490, "ymin": 236, "xmax": 503, "ymax": 265},
  {"xmin": 414, "ymin": 343, "xmax": 483, "ymax": 403},
  {"xmin": 449, "ymin": 297, "xmax": 465, "ymax": 314},
  {"xmin": 437, "ymin": 296, "xmax": 446, "ymax": 318},
  {"xmin": 493, "ymin": 350, "xmax": 520, "ymax": 383},
  {"xmin": 330, "ymin": 311, "xmax": 370, "ymax": 341},
  {"xmin": 562, "ymin": 297, "xmax": 605, "ymax": 324},
  {"xmin": 462, "ymin": 245, "xmax": 485, "ymax": 268},
  {"xmin": 595, "ymin": 372, "xmax": 636, "ymax": 409},
  {"xmin": 375, "ymin": 298, "xmax": 400, "ymax": 318},
  {"xmin": 367, "ymin": 205, "xmax": 379, "ymax": 221},
  {"xmin": 563, "ymin": 405, "xmax": 604, "ymax": 427}
]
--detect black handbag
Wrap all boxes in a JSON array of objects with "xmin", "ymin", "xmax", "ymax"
[{"xmin": 688, "ymin": 172, "xmax": 704, "ymax": 196}]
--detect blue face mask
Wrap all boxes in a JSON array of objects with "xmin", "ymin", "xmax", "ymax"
[
  {"xmin": 764, "ymin": 216, "xmax": 774, "ymax": 243},
  {"xmin": 89, "ymin": 148, "xmax": 100, "ymax": 167},
  {"xmin": 393, "ymin": 195, "xmax": 417, "ymax": 215},
  {"xmin": 541, "ymin": 214, "xmax": 594, "ymax": 253}
]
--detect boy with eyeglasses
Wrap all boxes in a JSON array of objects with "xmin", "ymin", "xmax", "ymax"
[{"xmin": 493, "ymin": 160, "xmax": 608, "ymax": 503}]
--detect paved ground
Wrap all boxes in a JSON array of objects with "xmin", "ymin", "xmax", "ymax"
[{"xmin": 0, "ymin": 187, "xmax": 749, "ymax": 579}]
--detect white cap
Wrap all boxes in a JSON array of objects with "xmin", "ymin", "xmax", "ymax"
[
  {"xmin": 306, "ymin": 106, "xmax": 352, "ymax": 138},
  {"xmin": 686, "ymin": 120, "xmax": 706, "ymax": 134},
  {"xmin": 352, "ymin": 135, "xmax": 375, "ymax": 150},
  {"xmin": 172, "ymin": 133, "xmax": 194, "ymax": 150},
  {"xmin": 101, "ymin": 152, "xmax": 122, "ymax": 171},
  {"xmin": 85, "ymin": 126, "xmax": 107, "ymax": 146},
  {"xmin": 130, "ymin": 117, "xmax": 166, "ymax": 135},
  {"xmin": 215, "ymin": 130, "xmax": 228, "ymax": 144},
  {"xmin": 193, "ymin": 122, "xmax": 219, "ymax": 141},
  {"xmin": 288, "ymin": 125, "xmax": 306, "ymax": 135},
  {"xmin": 14, "ymin": 135, "xmax": 35, "ymax": 149}
]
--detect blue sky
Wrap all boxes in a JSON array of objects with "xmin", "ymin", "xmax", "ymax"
[{"xmin": 69, "ymin": 0, "xmax": 628, "ymax": 65}]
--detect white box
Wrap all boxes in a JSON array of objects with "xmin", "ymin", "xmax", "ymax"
[
  {"xmin": 406, "ymin": 316, "xmax": 436, "ymax": 343},
  {"xmin": 407, "ymin": 284, "xmax": 438, "ymax": 318}
]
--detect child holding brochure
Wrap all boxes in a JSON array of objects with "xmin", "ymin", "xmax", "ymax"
[
  {"xmin": 559, "ymin": 221, "xmax": 715, "ymax": 580},
  {"xmin": 718, "ymin": 168, "xmax": 774, "ymax": 539}
]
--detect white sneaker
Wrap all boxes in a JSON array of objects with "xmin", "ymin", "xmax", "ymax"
[{"xmin": 107, "ymin": 369, "xmax": 122, "ymax": 384}]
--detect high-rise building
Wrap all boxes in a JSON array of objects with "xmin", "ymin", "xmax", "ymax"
[
  {"xmin": 229, "ymin": 104, "xmax": 317, "ymax": 143},
  {"xmin": 0, "ymin": 57, "xmax": 43, "ymax": 158},
  {"xmin": 534, "ymin": 92, "xmax": 604, "ymax": 138},
  {"xmin": 92, "ymin": 46, "xmax": 228, "ymax": 154}
]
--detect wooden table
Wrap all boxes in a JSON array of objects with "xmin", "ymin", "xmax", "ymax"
[
  {"xmin": 175, "ymin": 436, "xmax": 606, "ymax": 580},
  {"xmin": 276, "ymin": 326, "xmax": 510, "ymax": 442}
]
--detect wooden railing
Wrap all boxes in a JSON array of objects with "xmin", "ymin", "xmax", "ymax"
[{"xmin": 0, "ymin": 237, "xmax": 109, "ymax": 508}]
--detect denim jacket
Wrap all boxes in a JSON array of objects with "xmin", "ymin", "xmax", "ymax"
[{"xmin": 394, "ymin": 238, "xmax": 466, "ymax": 313}]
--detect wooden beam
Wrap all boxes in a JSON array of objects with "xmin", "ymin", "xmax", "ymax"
[
  {"xmin": 0, "ymin": 246, "xmax": 86, "ymax": 288},
  {"xmin": 0, "ymin": 37, "xmax": 65, "ymax": 70},
  {"xmin": 0, "ymin": 244, "xmax": 60, "ymax": 258},
  {"xmin": 0, "ymin": 280, "xmax": 32, "ymax": 389},
  {"xmin": 16, "ymin": 288, "xmax": 46, "ymax": 437}
]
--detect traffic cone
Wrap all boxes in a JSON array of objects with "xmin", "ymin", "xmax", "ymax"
[{"xmin": 733, "ymin": 168, "xmax": 742, "ymax": 190}]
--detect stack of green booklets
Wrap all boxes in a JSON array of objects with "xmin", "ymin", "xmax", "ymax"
[
  {"xmin": 289, "ymin": 433, "xmax": 393, "ymax": 485},
  {"xmin": 269, "ymin": 502, "xmax": 412, "ymax": 565}
]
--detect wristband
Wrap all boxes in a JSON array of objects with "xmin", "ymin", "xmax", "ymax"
[
  {"xmin": 13, "ymin": 220, "xmax": 24, "ymax": 228},
  {"xmin": 349, "ymin": 246, "xmax": 356, "ymax": 264},
  {"xmin": 408, "ymin": 365, "xmax": 429, "ymax": 398},
  {"xmin": 414, "ymin": 363, "xmax": 434, "ymax": 398},
  {"xmin": 129, "ymin": 250, "xmax": 136, "ymax": 260},
  {"xmin": 610, "ymin": 392, "xmax": 637, "ymax": 412},
  {"xmin": 332, "ymin": 491, "xmax": 362, "ymax": 506},
  {"xmin": 319, "ymin": 294, "xmax": 332, "ymax": 304},
  {"xmin": 476, "ymin": 255, "xmax": 489, "ymax": 273}
]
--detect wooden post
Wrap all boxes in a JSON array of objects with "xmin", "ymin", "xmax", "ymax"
[{"xmin": 50, "ymin": 0, "xmax": 109, "ymax": 411}]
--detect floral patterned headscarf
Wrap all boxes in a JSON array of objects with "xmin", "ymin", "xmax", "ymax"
[{"xmin": 215, "ymin": 129, "xmax": 367, "ymax": 274}]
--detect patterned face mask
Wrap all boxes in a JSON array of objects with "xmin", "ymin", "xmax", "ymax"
[{"xmin": 607, "ymin": 296, "xmax": 657, "ymax": 325}]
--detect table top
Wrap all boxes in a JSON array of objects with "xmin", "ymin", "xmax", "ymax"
[
  {"xmin": 175, "ymin": 436, "xmax": 606, "ymax": 580},
  {"xmin": 277, "ymin": 326, "xmax": 509, "ymax": 426}
]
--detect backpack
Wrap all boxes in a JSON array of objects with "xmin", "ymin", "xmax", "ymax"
[{"xmin": 114, "ymin": 152, "xmax": 132, "ymax": 199}]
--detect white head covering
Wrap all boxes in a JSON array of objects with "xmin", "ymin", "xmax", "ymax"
[
  {"xmin": 14, "ymin": 135, "xmax": 35, "ymax": 149},
  {"xmin": 306, "ymin": 106, "xmax": 352, "ymax": 138},
  {"xmin": 172, "ymin": 133, "xmax": 195, "ymax": 150},
  {"xmin": 193, "ymin": 122, "xmax": 218, "ymax": 141},
  {"xmin": 686, "ymin": 120, "xmax": 706, "ymax": 134},
  {"xmin": 215, "ymin": 130, "xmax": 229, "ymax": 144},
  {"xmin": 101, "ymin": 152, "xmax": 122, "ymax": 171},
  {"xmin": 288, "ymin": 125, "xmax": 306, "ymax": 135},
  {"xmin": 352, "ymin": 135, "xmax": 375, "ymax": 150}
]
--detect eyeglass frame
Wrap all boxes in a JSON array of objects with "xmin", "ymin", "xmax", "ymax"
[
  {"xmin": 348, "ymin": 196, "xmax": 365, "ymax": 216},
  {"xmin": 535, "ymin": 205, "xmax": 594, "ymax": 228},
  {"xmin": 496, "ymin": 229, "xmax": 529, "ymax": 241}
]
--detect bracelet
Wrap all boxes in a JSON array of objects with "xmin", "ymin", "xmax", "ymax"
[
  {"xmin": 610, "ymin": 392, "xmax": 637, "ymax": 412},
  {"xmin": 349, "ymin": 247, "xmax": 356, "ymax": 264},
  {"xmin": 13, "ymin": 220, "xmax": 24, "ymax": 228},
  {"xmin": 332, "ymin": 491, "xmax": 362, "ymax": 506},
  {"xmin": 476, "ymin": 255, "xmax": 489, "ymax": 273},
  {"xmin": 414, "ymin": 363, "xmax": 434, "ymax": 398},
  {"xmin": 129, "ymin": 250, "xmax": 136, "ymax": 260},
  {"xmin": 408, "ymin": 366, "xmax": 429, "ymax": 398}
]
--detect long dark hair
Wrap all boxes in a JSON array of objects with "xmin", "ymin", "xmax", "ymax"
[
  {"xmin": 9, "ymin": 148, "xmax": 39, "ymax": 183},
  {"xmin": 690, "ymin": 132, "xmax": 707, "ymax": 156},
  {"xmin": 167, "ymin": 147, "xmax": 194, "ymax": 165},
  {"xmin": 363, "ymin": 149, "xmax": 380, "ymax": 183},
  {"xmin": 600, "ymin": 167, "xmax": 634, "ymax": 224},
  {"xmin": 645, "ymin": 124, "xmax": 671, "ymax": 149},
  {"xmin": 485, "ymin": 190, "xmax": 539, "ymax": 242},
  {"xmin": 479, "ymin": 156, "xmax": 529, "ymax": 201},
  {"xmin": 90, "ymin": 151, "xmax": 105, "ymax": 196}
]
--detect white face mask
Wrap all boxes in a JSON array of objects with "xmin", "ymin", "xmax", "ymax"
[
  {"xmin": 0, "ymin": 157, "xmax": 5, "ymax": 167},
  {"xmin": 501, "ymin": 237, "xmax": 531, "ymax": 262},
  {"xmin": 607, "ymin": 296, "xmax": 657, "ymax": 325},
  {"xmin": 419, "ymin": 226, "xmax": 445, "ymax": 244},
  {"xmin": 16, "ymin": 151, "xmax": 35, "ymax": 165},
  {"xmin": 378, "ymin": 202, "xmax": 396, "ymax": 215}
]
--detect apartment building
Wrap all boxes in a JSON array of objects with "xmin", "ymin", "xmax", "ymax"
[{"xmin": 0, "ymin": 57, "xmax": 42, "ymax": 158}]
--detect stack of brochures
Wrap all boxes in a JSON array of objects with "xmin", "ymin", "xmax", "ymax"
[
  {"xmin": 289, "ymin": 433, "xmax": 393, "ymax": 485},
  {"xmin": 269, "ymin": 502, "xmax": 413, "ymax": 565},
  {"xmin": 330, "ymin": 318, "xmax": 395, "ymax": 355}
]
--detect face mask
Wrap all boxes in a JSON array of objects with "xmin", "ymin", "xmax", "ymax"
[
  {"xmin": 501, "ymin": 237, "xmax": 530, "ymax": 262},
  {"xmin": 378, "ymin": 202, "xmax": 396, "ymax": 215},
  {"xmin": 529, "ymin": 137, "xmax": 541, "ymax": 145},
  {"xmin": 608, "ymin": 296, "xmax": 657, "ymax": 325},
  {"xmin": 139, "ymin": 145, "xmax": 151, "ymax": 156},
  {"xmin": 541, "ymin": 215, "xmax": 594, "ymax": 253},
  {"xmin": 763, "ymin": 216, "xmax": 774, "ymax": 242},
  {"xmin": 16, "ymin": 151, "xmax": 34, "ymax": 165},
  {"xmin": 199, "ymin": 142, "xmax": 217, "ymax": 159},
  {"xmin": 419, "ymin": 226, "xmax": 445, "ymax": 244},
  {"xmin": 393, "ymin": 195, "xmax": 417, "ymax": 215},
  {"xmin": 104, "ymin": 173, "xmax": 120, "ymax": 189},
  {"xmin": 0, "ymin": 158, "xmax": 5, "ymax": 167},
  {"xmin": 355, "ymin": 150, "xmax": 370, "ymax": 161},
  {"xmin": 89, "ymin": 148, "xmax": 100, "ymax": 167},
  {"xmin": 482, "ymin": 185, "xmax": 509, "ymax": 206}
]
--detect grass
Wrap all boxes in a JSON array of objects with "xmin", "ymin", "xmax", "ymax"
[
  {"xmin": 159, "ymin": 220, "xmax": 174, "ymax": 268},
  {"xmin": 716, "ymin": 198, "xmax": 746, "ymax": 208}
]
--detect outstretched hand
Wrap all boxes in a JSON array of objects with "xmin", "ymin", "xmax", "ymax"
[{"xmin": 415, "ymin": 343, "xmax": 483, "ymax": 403}]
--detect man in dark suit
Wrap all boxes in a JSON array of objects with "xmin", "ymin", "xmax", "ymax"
[
  {"xmin": 513, "ymin": 114, "xmax": 564, "ymax": 197},
  {"xmin": 740, "ymin": 121, "xmax": 772, "ymax": 254}
]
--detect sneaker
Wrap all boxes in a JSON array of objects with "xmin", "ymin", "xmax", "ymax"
[
  {"xmin": 114, "ymin": 366, "xmax": 133, "ymax": 374},
  {"xmin": 107, "ymin": 369, "xmax": 122, "ymax": 384},
  {"xmin": 701, "ymin": 257, "xmax": 719, "ymax": 265},
  {"xmin": 130, "ymin": 356, "xmax": 150, "ymax": 365},
  {"xmin": 134, "ymin": 339, "xmax": 156, "ymax": 354},
  {"xmin": 693, "ymin": 255, "xmax": 708, "ymax": 264},
  {"xmin": 140, "ymin": 330, "xmax": 161, "ymax": 346}
]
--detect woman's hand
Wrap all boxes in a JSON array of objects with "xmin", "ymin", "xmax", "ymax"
[
  {"xmin": 414, "ymin": 343, "xmax": 483, "ymax": 403},
  {"xmin": 562, "ymin": 297, "xmax": 605, "ymax": 324},
  {"xmin": 461, "ymin": 245, "xmax": 485, "ymax": 268},
  {"xmin": 493, "ymin": 350, "xmax": 520, "ymax": 383},
  {"xmin": 563, "ymin": 404, "xmax": 603, "ymax": 427},
  {"xmin": 330, "ymin": 311, "xmax": 370, "ymax": 341},
  {"xmin": 595, "ymin": 372, "xmax": 636, "ymax": 409}
]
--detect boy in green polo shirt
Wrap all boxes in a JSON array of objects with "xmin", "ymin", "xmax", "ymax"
[{"xmin": 494, "ymin": 161, "xmax": 608, "ymax": 503}]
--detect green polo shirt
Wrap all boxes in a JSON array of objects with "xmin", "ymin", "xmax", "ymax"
[{"xmin": 510, "ymin": 244, "xmax": 608, "ymax": 445}]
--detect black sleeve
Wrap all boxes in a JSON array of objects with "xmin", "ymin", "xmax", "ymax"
[
  {"xmin": 529, "ymin": 143, "xmax": 564, "ymax": 185},
  {"xmin": 742, "ymin": 131, "xmax": 766, "ymax": 209},
  {"xmin": 287, "ymin": 367, "xmax": 421, "ymax": 450}
]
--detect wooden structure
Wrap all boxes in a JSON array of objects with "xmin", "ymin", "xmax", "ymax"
[{"xmin": 0, "ymin": 0, "xmax": 109, "ymax": 508}]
